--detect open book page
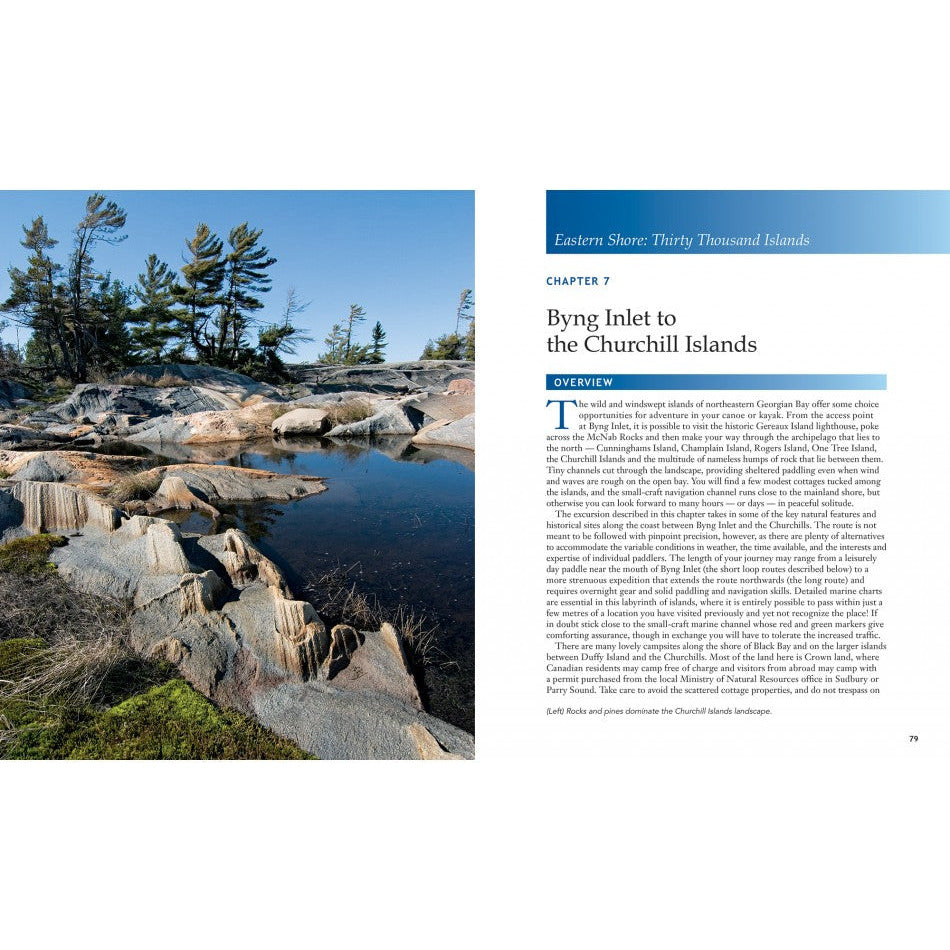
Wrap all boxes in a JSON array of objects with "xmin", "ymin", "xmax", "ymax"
[{"xmin": 481, "ymin": 189, "xmax": 947, "ymax": 757}]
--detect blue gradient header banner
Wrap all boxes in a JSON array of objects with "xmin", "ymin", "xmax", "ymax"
[
  {"xmin": 545, "ymin": 374, "xmax": 887, "ymax": 390},
  {"xmin": 546, "ymin": 191, "xmax": 950, "ymax": 254}
]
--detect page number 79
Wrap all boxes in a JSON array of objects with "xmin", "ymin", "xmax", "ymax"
[{"xmin": 909, "ymin": 735, "xmax": 919, "ymax": 742}]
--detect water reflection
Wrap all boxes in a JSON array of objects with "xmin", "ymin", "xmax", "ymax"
[
  {"xmin": 144, "ymin": 434, "xmax": 474, "ymax": 472},
  {"xmin": 145, "ymin": 435, "xmax": 475, "ymax": 733}
]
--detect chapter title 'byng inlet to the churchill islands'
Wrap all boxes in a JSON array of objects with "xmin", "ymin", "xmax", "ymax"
[{"xmin": 546, "ymin": 308, "xmax": 758, "ymax": 354}]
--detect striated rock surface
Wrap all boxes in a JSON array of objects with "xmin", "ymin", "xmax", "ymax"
[
  {"xmin": 249, "ymin": 684, "xmax": 470, "ymax": 761},
  {"xmin": 110, "ymin": 364, "xmax": 281, "ymax": 402},
  {"xmin": 272, "ymin": 407, "xmax": 331, "ymax": 437},
  {"xmin": 27, "ymin": 383, "xmax": 242, "ymax": 429},
  {"xmin": 0, "ymin": 449, "xmax": 144, "ymax": 488},
  {"xmin": 287, "ymin": 390, "xmax": 378, "ymax": 407},
  {"xmin": 412, "ymin": 413, "xmax": 475, "ymax": 451},
  {"xmin": 148, "ymin": 464, "xmax": 325, "ymax": 506},
  {"xmin": 126, "ymin": 401, "xmax": 284, "ymax": 444},
  {"xmin": 147, "ymin": 475, "xmax": 221, "ymax": 519},
  {"xmin": 289, "ymin": 360, "xmax": 474, "ymax": 395},
  {"xmin": 404, "ymin": 391, "xmax": 474, "ymax": 423},
  {"xmin": 0, "ymin": 424, "xmax": 50, "ymax": 448},
  {"xmin": 0, "ymin": 492, "xmax": 473, "ymax": 758},
  {"xmin": 1, "ymin": 480, "xmax": 123, "ymax": 535},
  {"xmin": 328, "ymin": 621, "xmax": 422, "ymax": 708},
  {"xmin": 446, "ymin": 378, "xmax": 474, "ymax": 395},
  {"xmin": 325, "ymin": 395, "xmax": 429, "ymax": 438},
  {"xmin": 15, "ymin": 364, "xmax": 475, "ymax": 454},
  {"xmin": 324, "ymin": 389, "xmax": 475, "ymax": 446},
  {"xmin": 199, "ymin": 529, "xmax": 290, "ymax": 593}
]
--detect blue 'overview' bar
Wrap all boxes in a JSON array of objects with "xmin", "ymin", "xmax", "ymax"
[
  {"xmin": 546, "ymin": 191, "xmax": 950, "ymax": 254},
  {"xmin": 546, "ymin": 374, "xmax": 886, "ymax": 390}
]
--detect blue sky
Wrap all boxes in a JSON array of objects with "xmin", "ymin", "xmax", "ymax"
[{"xmin": 0, "ymin": 191, "xmax": 474, "ymax": 363}]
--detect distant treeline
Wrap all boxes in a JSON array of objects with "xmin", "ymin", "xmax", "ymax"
[
  {"xmin": 419, "ymin": 289, "xmax": 474, "ymax": 361},
  {"xmin": 1, "ymin": 193, "xmax": 475, "ymax": 383}
]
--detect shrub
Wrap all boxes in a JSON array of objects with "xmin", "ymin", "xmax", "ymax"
[{"xmin": 267, "ymin": 403, "xmax": 294, "ymax": 421}]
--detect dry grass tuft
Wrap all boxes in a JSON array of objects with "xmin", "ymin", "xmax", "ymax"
[
  {"xmin": 0, "ymin": 571, "xmax": 130, "ymax": 652},
  {"xmin": 109, "ymin": 468, "xmax": 165, "ymax": 503},
  {"xmin": 323, "ymin": 398, "xmax": 374, "ymax": 427},
  {"xmin": 304, "ymin": 565, "xmax": 446, "ymax": 675},
  {"xmin": 4, "ymin": 629, "xmax": 126, "ymax": 708},
  {"xmin": 0, "ymin": 568, "xmax": 148, "ymax": 721},
  {"xmin": 304, "ymin": 565, "xmax": 377, "ymax": 629},
  {"xmin": 390, "ymin": 603, "xmax": 444, "ymax": 672},
  {"xmin": 111, "ymin": 371, "xmax": 192, "ymax": 388}
]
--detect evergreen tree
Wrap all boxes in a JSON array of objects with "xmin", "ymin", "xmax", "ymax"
[
  {"xmin": 129, "ymin": 254, "xmax": 180, "ymax": 362},
  {"xmin": 455, "ymin": 288, "xmax": 474, "ymax": 335},
  {"xmin": 319, "ymin": 305, "xmax": 371, "ymax": 364},
  {"xmin": 0, "ymin": 331, "xmax": 24, "ymax": 379},
  {"xmin": 219, "ymin": 223, "xmax": 276, "ymax": 366},
  {"xmin": 463, "ymin": 317, "xmax": 475, "ymax": 360},
  {"xmin": 365, "ymin": 320, "xmax": 387, "ymax": 363},
  {"xmin": 256, "ymin": 287, "xmax": 313, "ymax": 378},
  {"xmin": 2, "ymin": 217, "xmax": 71, "ymax": 377},
  {"xmin": 459, "ymin": 289, "xmax": 475, "ymax": 360},
  {"xmin": 420, "ymin": 332, "xmax": 463, "ymax": 360},
  {"xmin": 342, "ymin": 303, "xmax": 367, "ymax": 363},
  {"xmin": 172, "ymin": 224, "xmax": 225, "ymax": 362},
  {"xmin": 319, "ymin": 323, "xmax": 347, "ymax": 363},
  {"xmin": 65, "ymin": 193, "xmax": 127, "ymax": 380},
  {"xmin": 88, "ymin": 275, "xmax": 133, "ymax": 372}
]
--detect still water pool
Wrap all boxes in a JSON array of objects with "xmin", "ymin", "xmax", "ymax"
[{"xmin": 156, "ymin": 436, "xmax": 474, "ymax": 733}]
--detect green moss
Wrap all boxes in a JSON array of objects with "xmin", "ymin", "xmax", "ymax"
[
  {"xmin": 0, "ymin": 638, "xmax": 49, "ymax": 737},
  {"xmin": 0, "ymin": 563, "xmax": 310, "ymax": 760},
  {"xmin": 0, "ymin": 534, "xmax": 67, "ymax": 576},
  {"xmin": 2, "ymin": 679, "xmax": 311, "ymax": 760},
  {"xmin": 0, "ymin": 637, "xmax": 46, "ymax": 675}
]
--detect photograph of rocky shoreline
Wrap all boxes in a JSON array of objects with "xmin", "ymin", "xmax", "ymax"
[{"xmin": 0, "ymin": 191, "xmax": 474, "ymax": 760}]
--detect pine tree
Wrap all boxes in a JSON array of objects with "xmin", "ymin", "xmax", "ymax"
[
  {"xmin": 366, "ymin": 320, "xmax": 387, "ymax": 363},
  {"xmin": 129, "ymin": 254, "xmax": 180, "ymax": 362},
  {"xmin": 420, "ymin": 332, "xmax": 463, "ymax": 360},
  {"xmin": 172, "ymin": 224, "xmax": 225, "ymax": 363},
  {"xmin": 454, "ymin": 288, "xmax": 474, "ymax": 335},
  {"xmin": 256, "ymin": 287, "xmax": 313, "ymax": 378},
  {"xmin": 219, "ymin": 223, "xmax": 277, "ymax": 367},
  {"xmin": 463, "ymin": 318, "xmax": 475, "ymax": 360},
  {"xmin": 342, "ymin": 303, "xmax": 367, "ymax": 363},
  {"xmin": 319, "ymin": 323, "xmax": 347, "ymax": 363},
  {"xmin": 88, "ymin": 275, "xmax": 133, "ymax": 372},
  {"xmin": 2, "ymin": 217, "xmax": 71, "ymax": 377},
  {"xmin": 65, "ymin": 193, "xmax": 127, "ymax": 380}
]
